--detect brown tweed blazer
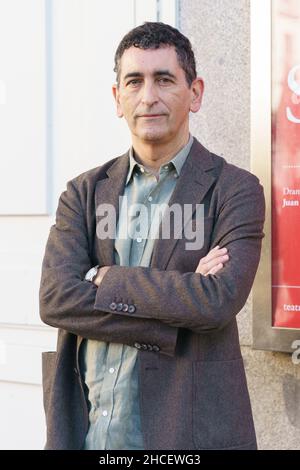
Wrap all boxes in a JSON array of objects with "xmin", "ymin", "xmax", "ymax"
[{"xmin": 39, "ymin": 137, "xmax": 265, "ymax": 450}]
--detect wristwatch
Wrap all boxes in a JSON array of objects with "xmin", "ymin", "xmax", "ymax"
[{"xmin": 85, "ymin": 265, "xmax": 100, "ymax": 283}]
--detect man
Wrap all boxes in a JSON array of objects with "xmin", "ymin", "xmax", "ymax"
[{"xmin": 39, "ymin": 22, "xmax": 265, "ymax": 450}]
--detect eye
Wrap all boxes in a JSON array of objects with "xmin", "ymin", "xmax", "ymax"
[
  {"xmin": 158, "ymin": 77, "xmax": 172, "ymax": 84},
  {"xmin": 127, "ymin": 79, "xmax": 142, "ymax": 86}
]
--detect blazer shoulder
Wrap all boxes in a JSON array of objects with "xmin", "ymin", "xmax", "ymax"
[{"xmin": 210, "ymin": 152, "xmax": 262, "ymax": 189}]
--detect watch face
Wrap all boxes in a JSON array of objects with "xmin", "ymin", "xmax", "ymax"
[
  {"xmin": 86, "ymin": 266, "xmax": 97, "ymax": 281},
  {"xmin": 90, "ymin": 268, "xmax": 97, "ymax": 281}
]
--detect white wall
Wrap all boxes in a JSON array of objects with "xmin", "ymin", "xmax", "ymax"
[{"xmin": 0, "ymin": 0, "xmax": 177, "ymax": 450}]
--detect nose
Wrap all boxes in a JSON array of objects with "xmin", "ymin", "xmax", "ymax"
[{"xmin": 141, "ymin": 81, "xmax": 159, "ymax": 107}]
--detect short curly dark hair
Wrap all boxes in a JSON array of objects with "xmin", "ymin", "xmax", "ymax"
[{"xmin": 114, "ymin": 22, "xmax": 197, "ymax": 88}]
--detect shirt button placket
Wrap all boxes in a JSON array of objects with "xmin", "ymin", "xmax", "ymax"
[{"xmin": 100, "ymin": 343, "xmax": 123, "ymax": 449}]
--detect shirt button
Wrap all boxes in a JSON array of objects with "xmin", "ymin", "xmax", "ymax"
[
  {"xmin": 140, "ymin": 167, "xmax": 145, "ymax": 173},
  {"xmin": 136, "ymin": 237, "xmax": 142, "ymax": 243},
  {"xmin": 109, "ymin": 367, "xmax": 115, "ymax": 374},
  {"xmin": 164, "ymin": 165, "xmax": 168, "ymax": 169},
  {"xmin": 148, "ymin": 196, "xmax": 153, "ymax": 201},
  {"xmin": 102, "ymin": 410, "xmax": 108, "ymax": 416}
]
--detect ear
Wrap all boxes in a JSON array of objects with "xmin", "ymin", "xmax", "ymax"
[
  {"xmin": 112, "ymin": 84, "xmax": 124, "ymax": 118},
  {"xmin": 189, "ymin": 78, "xmax": 204, "ymax": 113}
]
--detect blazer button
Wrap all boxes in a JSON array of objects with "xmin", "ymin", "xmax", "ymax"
[
  {"xmin": 134, "ymin": 342, "xmax": 141, "ymax": 349},
  {"xmin": 122, "ymin": 303, "xmax": 129, "ymax": 312},
  {"xmin": 128, "ymin": 305, "xmax": 136, "ymax": 313},
  {"xmin": 152, "ymin": 345, "xmax": 160, "ymax": 352},
  {"xmin": 109, "ymin": 302, "xmax": 117, "ymax": 310},
  {"xmin": 116, "ymin": 302, "xmax": 123, "ymax": 311},
  {"xmin": 141, "ymin": 343, "xmax": 148, "ymax": 350}
]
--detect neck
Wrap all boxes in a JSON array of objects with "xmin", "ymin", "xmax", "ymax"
[{"xmin": 131, "ymin": 129, "xmax": 190, "ymax": 172}]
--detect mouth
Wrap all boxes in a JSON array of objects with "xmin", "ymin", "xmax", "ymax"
[{"xmin": 138, "ymin": 114, "xmax": 165, "ymax": 118}]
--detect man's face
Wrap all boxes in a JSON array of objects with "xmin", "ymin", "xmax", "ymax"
[{"xmin": 112, "ymin": 45, "xmax": 203, "ymax": 144}]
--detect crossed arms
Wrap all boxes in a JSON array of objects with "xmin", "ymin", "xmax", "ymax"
[{"xmin": 39, "ymin": 172, "xmax": 265, "ymax": 357}]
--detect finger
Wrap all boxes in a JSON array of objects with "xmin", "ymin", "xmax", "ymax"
[
  {"xmin": 197, "ymin": 254, "xmax": 228, "ymax": 275},
  {"xmin": 199, "ymin": 247, "xmax": 228, "ymax": 265},
  {"xmin": 206, "ymin": 262, "xmax": 224, "ymax": 276},
  {"xmin": 196, "ymin": 254, "xmax": 228, "ymax": 275},
  {"xmin": 205, "ymin": 254, "xmax": 228, "ymax": 271}
]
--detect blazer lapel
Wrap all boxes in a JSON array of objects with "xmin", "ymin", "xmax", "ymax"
[
  {"xmin": 150, "ymin": 138, "xmax": 218, "ymax": 270},
  {"xmin": 94, "ymin": 151, "xmax": 129, "ymax": 267}
]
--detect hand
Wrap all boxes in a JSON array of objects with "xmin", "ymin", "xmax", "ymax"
[
  {"xmin": 93, "ymin": 266, "xmax": 111, "ymax": 287},
  {"xmin": 195, "ymin": 245, "xmax": 229, "ymax": 276}
]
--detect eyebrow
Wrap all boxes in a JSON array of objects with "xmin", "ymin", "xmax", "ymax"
[{"xmin": 123, "ymin": 70, "xmax": 177, "ymax": 81}]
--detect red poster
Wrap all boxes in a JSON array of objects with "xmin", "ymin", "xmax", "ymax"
[{"xmin": 272, "ymin": 0, "xmax": 300, "ymax": 327}]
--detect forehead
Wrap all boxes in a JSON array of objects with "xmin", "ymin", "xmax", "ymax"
[{"xmin": 119, "ymin": 45, "xmax": 182, "ymax": 77}]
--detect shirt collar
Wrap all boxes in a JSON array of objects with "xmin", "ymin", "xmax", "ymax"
[{"xmin": 125, "ymin": 133, "xmax": 194, "ymax": 185}]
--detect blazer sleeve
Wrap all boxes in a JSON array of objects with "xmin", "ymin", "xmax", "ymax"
[
  {"xmin": 94, "ymin": 172, "xmax": 266, "ymax": 334},
  {"xmin": 39, "ymin": 179, "xmax": 178, "ymax": 357}
]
